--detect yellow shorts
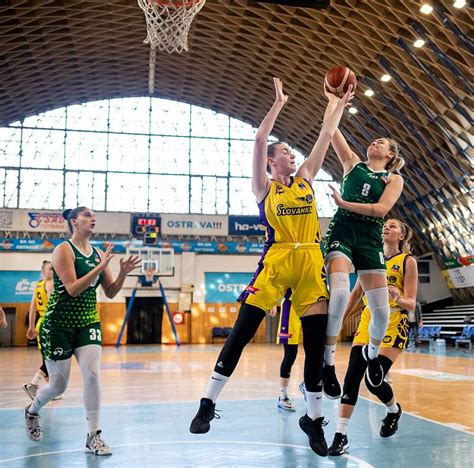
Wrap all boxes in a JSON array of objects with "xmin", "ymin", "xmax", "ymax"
[
  {"xmin": 354, "ymin": 307, "xmax": 409, "ymax": 350},
  {"xmin": 238, "ymin": 242, "xmax": 329, "ymax": 317},
  {"xmin": 35, "ymin": 317, "xmax": 43, "ymax": 350},
  {"xmin": 276, "ymin": 295, "xmax": 302, "ymax": 345}
]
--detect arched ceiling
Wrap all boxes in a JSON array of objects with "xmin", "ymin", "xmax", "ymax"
[{"xmin": 0, "ymin": 0, "xmax": 472, "ymax": 258}]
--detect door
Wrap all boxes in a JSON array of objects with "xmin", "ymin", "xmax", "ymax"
[
  {"xmin": 0, "ymin": 308, "xmax": 15, "ymax": 347},
  {"xmin": 126, "ymin": 297, "xmax": 164, "ymax": 344}
]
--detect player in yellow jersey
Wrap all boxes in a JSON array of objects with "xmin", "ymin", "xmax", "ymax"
[
  {"xmin": 23, "ymin": 261, "xmax": 54, "ymax": 400},
  {"xmin": 327, "ymin": 219, "xmax": 418, "ymax": 455},
  {"xmin": 190, "ymin": 77, "xmax": 353, "ymax": 457}
]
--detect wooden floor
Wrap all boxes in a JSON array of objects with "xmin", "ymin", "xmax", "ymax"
[{"xmin": 0, "ymin": 342, "xmax": 473, "ymax": 467}]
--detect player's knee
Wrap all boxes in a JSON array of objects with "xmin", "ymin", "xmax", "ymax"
[
  {"xmin": 365, "ymin": 287, "xmax": 390, "ymax": 341},
  {"xmin": 280, "ymin": 344, "xmax": 298, "ymax": 378},
  {"xmin": 341, "ymin": 346, "xmax": 367, "ymax": 406}
]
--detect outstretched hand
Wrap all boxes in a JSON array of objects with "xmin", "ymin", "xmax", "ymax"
[
  {"xmin": 324, "ymin": 85, "xmax": 355, "ymax": 107},
  {"xmin": 273, "ymin": 77, "xmax": 288, "ymax": 105},
  {"xmin": 329, "ymin": 184, "xmax": 344, "ymax": 207},
  {"xmin": 99, "ymin": 243, "xmax": 115, "ymax": 270},
  {"xmin": 119, "ymin": 255, "xmax": 142, "ymax": 275}
]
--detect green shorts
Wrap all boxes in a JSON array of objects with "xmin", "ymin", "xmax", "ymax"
[
  {"xmin": 324, "ymin": 216, "xmax": 386, "ymax": 271},
  {"xmin": 39, "ymin": 321, "xmax": 102, "ymax": 361}
]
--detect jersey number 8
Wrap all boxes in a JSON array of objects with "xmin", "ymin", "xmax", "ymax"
[{"xmin": 361, "ymin": 183, "xmax": 371, "ymax": 197}]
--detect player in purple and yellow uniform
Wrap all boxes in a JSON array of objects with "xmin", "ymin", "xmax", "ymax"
[
  {"xmin": 190, "ymin": 77, "xmax": 353, "ymax": 457},
  {"xmin": 327, "ymin": 219, "xmax": 418, "ymax": 455}
]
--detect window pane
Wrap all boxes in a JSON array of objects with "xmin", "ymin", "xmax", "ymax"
[
  {"xmin": 67, "ymin": 100, "xmax": 109, "ymax": 131},
  {"xmin": 109, "ymin": 98, "xmax": 150, "ymax": 134},
  {"xmin": 19, "ymin": 169, "xmax": 63, "ymax": 209},
  {"xmin": 190, "ymin": 139, "xmax": 228, "ymax": 176},
  {"xmin": 22, "ymin": 129, "xmax": 65, "ymax": 169},
  {"xmin": 23, "ymin": 108, "xmax": 65, "ymax": 129},
  {"xmin": 66, "ymin": 131, "xmax": 107, "ymax": 171},
  {"xmin": 230, "ymin": 140, "xmax": 253, "ymax": 177},
  {"xmin": 107, "ymin": 173, "xmax": 148, "ymax": 212},
  {"xmin": 190, "ymin": 176, "xmax": 228, "ymax": 214},
  {"xmin": 191, "ymin": 107, "xmax": 229, "ymax": 138},
  {"xmin": 149, "ymin": 175, "xmax": 189, "ymax": 213},
  {"xmin": 0, "ymin": 169, "xmax": 19, "ymax": 208},
  {"xmin": 151, "ymin": 99, "xmax": 190, "ymax": 136},
  {"xmin": 0, "ymin": 127, "xmax": 21, "ymax": 166},
  {"xmin": 108, "ymin": 134, "xmax": 149, "ymax": 173},
  {"xmin": 64, "ymin": 172, "xmax": 106, "ymax": 211},
  {"xmin": 229, "ymin": 177, "xmax": 258, "ymax": 215},
  {"xmin": 230, "ymin": 117, "xmax": 256, "ymax": 140},
  {"xmin": 150, "ymin": 136, "xmax": 189, "ymax": 174}
]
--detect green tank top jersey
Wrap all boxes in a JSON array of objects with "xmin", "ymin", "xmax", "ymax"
[
  {"xmin": 44, "ymin": 240, "xmax": 105, "ymax": 327},
  {"xmin": 334, "ymin": 162, "xmax": 390, "ymax": 226}
]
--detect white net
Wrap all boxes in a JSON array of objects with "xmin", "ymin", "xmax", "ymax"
[{"xmin": 137, "ymin": 0, "xmax": 206, "ymax": 54}]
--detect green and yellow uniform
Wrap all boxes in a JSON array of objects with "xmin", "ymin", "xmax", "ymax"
[
  {"xmin": 325, "ymin": 162, "xmax": 391, "ymax": 271},
  {"xmin": 354, "ymin": 252, "xmax": 410, "ymax": 349},
  {"xmin": 33, "ymin": 279, "xmax": 49, "ymax": 350},
  {"xmin": 40, "ymin": 241, "xmax": 105, "ymax": 360}
]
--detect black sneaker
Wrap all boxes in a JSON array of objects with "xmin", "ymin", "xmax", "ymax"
[
  {"xmin": 189, "ymin": 398, "xmax": 220, "ymax": 434},
  {"xmin": 322, "ymin": 365, "xmax": 342, "ymax": 399},
  {"xmin": 362, "ymin": 345, "xmax": 384, "ymax": 387},
  {"xmin": 328, "ymin": 432, "xmax": 349, "ymax": 456},
  {"xmin": 380, "ymin": 403, "xmax": 402, "ymax": 438},
  {"xmin": 299, "ymin": 414, "xmax": 328, "ymax": 457}
]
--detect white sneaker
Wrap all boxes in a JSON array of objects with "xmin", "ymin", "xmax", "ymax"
[
  {"xmin": 277, "ymin": 397, "xmax": 296, "ymax": 412},
  {"xmin": 23, "ymin": 383, "xmax": 38, "ymax": 401},
  {"xmin": 85, "ymin": 430, "xmax": 112, "ymax": 456},
  {"xmin": 25, "ymin": 404, "xmax": 43, "ymax": 442}
]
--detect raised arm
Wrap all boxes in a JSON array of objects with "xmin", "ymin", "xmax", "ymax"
[
  {"xmin": 252, "ymin": 78, "xmax": 287, "ymax": 202},
  {"xmin": 330, "ymin": 174, "xmax": 404, "ymax": 218},
  {"xmin": 388, "ymin": 256, "xmax": 418, "ymax": 313},
  {"xmin": 296, "ymin": 86, "xmax": 354, "ymax": 184},
  {"xmin": 53, "ymin": 242, "xmax": 114, "ymax": 298},
  {"xmin": 100, "ymin": 252, "xmax": 141, "ymax": 299}
]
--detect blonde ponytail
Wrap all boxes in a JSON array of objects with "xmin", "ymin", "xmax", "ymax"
[
  {"xmin": 385, "ymin": 139, "xmax": 405, "ymax": 173},
  {"xmin": 397, "ymin": 220, "xmax": 413, "ymax": 253}
]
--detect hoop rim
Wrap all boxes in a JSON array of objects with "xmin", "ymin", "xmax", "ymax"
[{"xmin": 147, "ymin": 0, "xmax": 204, "ymax": 7}]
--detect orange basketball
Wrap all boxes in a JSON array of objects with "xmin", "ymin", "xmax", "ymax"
[{"xmin": 324, "ymin": 66, "xmax": 357, "ymax": 98}]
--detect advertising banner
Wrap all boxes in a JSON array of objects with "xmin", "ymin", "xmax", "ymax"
[
  {"xmin": 205, "ymin": 272, "xmax": 254, "ymax": 303},
  {"xmin": 0, "ymin": 271, "xmax": 41, "ymax": 303},
  {"xmin": 161, "ymin": 214, "xmax": 228, "ymax": 236},
  {"xmin": 228, "ymin": 216, "xmax": 266, "ymax": 236},
  {"xmin": 445, "ymin": 265, "xmax": 474, "ymax": 289}
]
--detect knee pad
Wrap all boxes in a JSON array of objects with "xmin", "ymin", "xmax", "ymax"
[
  {"xmin": 364, "ymin": 355, "xmax": 394, "ymax": 404},
  {"xmin": 301, "ymin": 314, "xmax": 327, "ymax": 391},
  {"xmin": 366, "ymin": 287, "xmax": 390, "ymax": 341},
  {"xmin": 341, "ymin": 346, "xmax": 367, "ymax": 406},
  {"xmin": 326, "ymin": 273, "xmax": 350, "ymax": 337},
  {"xmin": 280, "ymin": 344, "xmax": 298, "ymax": 378}
]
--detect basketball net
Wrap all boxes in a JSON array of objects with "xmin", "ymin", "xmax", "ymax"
[
  {"xmin": 137, "ymin": 0, "xmax": 206, "ymax": 54},
  {"xmin": 144, "ymin": 266, "xmax": 156, "ymax": 284}
]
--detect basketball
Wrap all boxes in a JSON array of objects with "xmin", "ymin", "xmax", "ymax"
[{"xmin": 324, "ymin": 66, "xmax": 357, "ymax": 98}]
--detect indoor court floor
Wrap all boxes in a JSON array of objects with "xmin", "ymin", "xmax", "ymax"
[{"xmin": 1, "ymin": 343, "xmax": 473, "ymax": 467}]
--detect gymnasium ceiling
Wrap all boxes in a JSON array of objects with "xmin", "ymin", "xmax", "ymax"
[{"xmin": 0, "ymin": 0, "xmax": 473, "ymax": 259}]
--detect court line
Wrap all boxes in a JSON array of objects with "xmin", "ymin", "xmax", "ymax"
[
  {"xmin": 358, "ymin": 395, "xmax": 474, "ymax": 435},
  {"xmin": 0, "ymin": 440, "xmax": 373, "ymax": 466}
]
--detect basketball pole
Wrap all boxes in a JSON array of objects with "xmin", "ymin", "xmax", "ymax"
[
  {"xmin": 115, "ymin": 285, "xmax": 138, "ymax": 348},
  {"xmin": 159, "ymin": 279, "xmax": 181, "ymax": 347}
]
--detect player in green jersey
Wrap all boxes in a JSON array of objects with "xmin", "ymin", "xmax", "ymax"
[
  {"xmin": 320, "ymin": 88, "xmax": 405, "ymax": 398},
  {"xmin": 24, "ymin": 206, "xmax": 140, "ymax": 455}
]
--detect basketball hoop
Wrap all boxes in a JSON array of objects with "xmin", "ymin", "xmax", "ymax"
[
  {"xmin": 145, "ymin": 266, "xmax": 155, "ymax": 284},
  {"xmin": 137, "ymin": 0, "xmax": 206, "ymax": 54}
]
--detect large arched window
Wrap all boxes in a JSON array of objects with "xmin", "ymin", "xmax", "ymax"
[{"xmin": 0, "ymin": 97, "xmax": 339, "ymax": 216}]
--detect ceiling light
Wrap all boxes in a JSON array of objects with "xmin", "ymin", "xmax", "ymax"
[
  {"xmin": 420, "ymin": 4, "xmax": 433, "ymax": 14},
  {"xmin": 364, "ymin": 89, "xmax": 375, "ymax": 97},
  {"xmin": 453, "ymin": 0, "xmax": 466, "ymax": 8},
  {"xmin": 348, "ymin": 107, "xmax": 358, "ymax": 114},
  {"xmin": 414, "ymin": 39, "xmax": 426, "ymax": 48},
  {"xmin": 381, "ymin": 74, "xmax": 392, "ymax": 82}
]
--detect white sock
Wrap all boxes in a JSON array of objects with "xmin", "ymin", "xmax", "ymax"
[
  {"xmin": 306, "ymin": 390, "xmax": 323, "ymax": 420},
  {"xmin": 31, "ymin": 370, "xmax": 45, "ymax": 386},
  {"xmin": 280, "ymin": 387, "xmax": 289, "ymax": 400},
  {"xmin": 336, "ymin": 417, "xmax": 350, "ymax": 435},
  {"xmin": 367, "ymin": 343, "xmax": 380, "ymax": 360},
  {"xmin": 324, "ymin": 344, "xmax": 336, "ymax": 366},
  {"xmin": 386, "ymin": 402, "xmax": 399, "ymax": 414},
  {"xmin": 204, "ymin": 371, "xmax": 229, "ymax": 402}
]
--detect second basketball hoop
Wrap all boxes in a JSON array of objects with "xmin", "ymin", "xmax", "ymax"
[{"xmin": 137, "ymin": 0, "xmax": 206, "ymax": 54}]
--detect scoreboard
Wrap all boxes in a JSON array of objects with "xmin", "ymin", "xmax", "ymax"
[{"xmin": 130, "ymin": 214, "xmax": 161, "ymax": 243}]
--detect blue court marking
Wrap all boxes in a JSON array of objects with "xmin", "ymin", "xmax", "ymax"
[{"xmin": 1, "ymin": 398, "xmax": 472, "ymax": 467}]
